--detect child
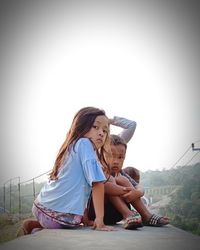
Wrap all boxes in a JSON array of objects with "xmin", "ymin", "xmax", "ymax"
[
  {"xmin": 17, "ymin": 106, "xmax": 114, "ymax": 235},
  {"xmin": 106, "ymin": 134, "xmax": 170, "ymax": 227},
  {"xmin": 84, "ymin": 116, "xmax": 143, "ymax": 229},
  {"xmin": 86, "ymin": 134, "xmax": 144, "ymax": 229}
]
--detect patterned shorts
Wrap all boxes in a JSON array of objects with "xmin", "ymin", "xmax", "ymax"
[{"xmin": 32, "ymin": 200, "xmax": 83, "ymax": 229}]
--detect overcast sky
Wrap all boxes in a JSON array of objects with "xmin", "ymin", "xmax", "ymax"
[{"xmin": 0, "ymin": 0, "xmax": 200, "ymax": 185}]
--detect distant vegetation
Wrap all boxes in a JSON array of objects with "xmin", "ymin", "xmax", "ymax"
[{"xmin": 141, "ymin": 162, "xmax": 200, "ymax": 236}]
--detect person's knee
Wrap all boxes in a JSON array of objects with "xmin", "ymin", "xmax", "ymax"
[{"xmin": 116, "ymin": 175, "xmax": 131, "ymax": 187}]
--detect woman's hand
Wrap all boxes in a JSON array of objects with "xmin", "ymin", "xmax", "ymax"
[{"xmin": 92, "ymin": 218, "xmax": 115, "ymax": 231}]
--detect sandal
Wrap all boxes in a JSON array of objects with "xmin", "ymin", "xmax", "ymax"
[
  {"xmin": 123, "ymin": 212, "xmax": 143, "ymax": 230},
  {"xmin": 143, "ymin": 214, "xmax": 169, "ymax": 227}
]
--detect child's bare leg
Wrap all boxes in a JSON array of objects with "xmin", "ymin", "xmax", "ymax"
[
  {"xmin": 114, "ymin": 176, "xmax": 152, "ymax": 221},
  {"xmin": 108, "ymin": 195, "xmax": 134, "ymax": 219},
  {"xmin": 104, "ymin": 175, "xmax": 132, "ymax": 196},
  {"xmin": 107, "ymin": 195, "xmax": 142, "ymax": 229},
  {"xmin": 105, "ymin": 176, "xmax": 139, "ymax": 219},
  {"xmin": 115, "ymin": 175, "xmax": 132, "ymax": 187},
  {"xmin": 105, "ymin": 176, "xmax": 142, "ymax": 228},
  {"xmin": 131, "ymin": 198, "xmax": 169, "ymax": 225},
  {"xmin": 109, "ymin": 175, "xmax": 169, "ymax": 226},
  {"xmin": 131, "ymin": 199, "xmax": 151, "ymax": 221}
]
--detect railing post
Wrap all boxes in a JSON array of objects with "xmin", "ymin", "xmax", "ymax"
[
  {"xmin": 33, "ymin": 178, "xmax": 36, "ymax": 200},
  {"xmin": 18, "ymin": 177, "xmax": 21, "ymax": 218},
  {"xmin": 3, "ymin": 183, "xmax": 6, "ymax": 212},
  {"xmin": 9, "ymin": 179, "xmax": 12, "ymax": 213}
]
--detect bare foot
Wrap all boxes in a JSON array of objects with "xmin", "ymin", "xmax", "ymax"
[
  {"xmin": 159, "ymin": 216, "xmax": 170, "ymax": 225},
  {"xmin": 16, "ymin": 219, "xmax": 43, "ymax": 237}
]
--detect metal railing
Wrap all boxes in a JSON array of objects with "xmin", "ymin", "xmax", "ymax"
[{"xmin": 1, "ymin": 171, "xmax": 50, "ymax": 217}]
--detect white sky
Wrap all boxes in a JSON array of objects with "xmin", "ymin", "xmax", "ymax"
[{"xmin": 0, "ymin": 0, "xmax": 200, "ymax": 185}]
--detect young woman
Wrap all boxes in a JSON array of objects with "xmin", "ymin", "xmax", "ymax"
[{"xmin": 17, "ymin": 106, "xmax": 114, "ymax": 236}]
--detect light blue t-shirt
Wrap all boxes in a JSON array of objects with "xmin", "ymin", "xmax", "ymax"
[{"xmin": 37, "ymin": 138, "xmax": 106, "ymax": 215}]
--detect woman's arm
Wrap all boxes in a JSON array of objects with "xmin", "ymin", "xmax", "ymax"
[
  {"xmin": 92, "ymin": 182, "xmax": 113, "ymax": 231},
  {"xmin": 92, "ymin": 182, "xmax": 104, "ymax": 225}
]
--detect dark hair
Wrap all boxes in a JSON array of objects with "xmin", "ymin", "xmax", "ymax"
[
  {"xmin": 49, "ymin": 106, "xmax": 109, "ymax": 180},
  {"xmin": 123, "ymin": 166, "xmax": 140, "ymax": 183},
  {"xmin": 110, "ymin": 134, "xmax": 127, "ymax": 150}
]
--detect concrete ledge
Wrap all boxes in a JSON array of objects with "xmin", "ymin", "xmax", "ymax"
[{"xmin": 0, "ymin": 224, "xmax": 199, "ymax": 250}]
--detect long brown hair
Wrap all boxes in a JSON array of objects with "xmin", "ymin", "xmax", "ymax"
[{"xmin": 49, "ymin": 107, "xmax": 110, "ymax": 180}]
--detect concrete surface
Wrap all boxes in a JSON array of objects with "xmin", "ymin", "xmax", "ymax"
[{"xmin": 0, "ymin": 224, "xmax": 199, "ymax": 250}]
